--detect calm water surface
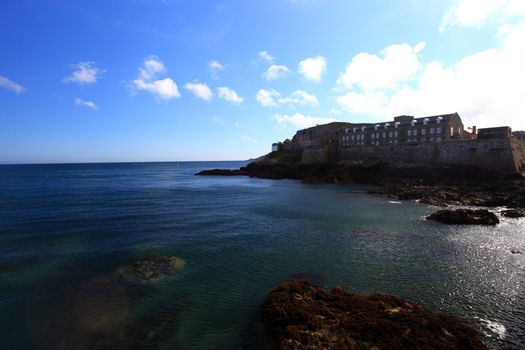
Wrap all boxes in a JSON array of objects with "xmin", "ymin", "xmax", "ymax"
[{"xmin": 0, "ymin": 162, "xmax": 524, "ymax": 349}]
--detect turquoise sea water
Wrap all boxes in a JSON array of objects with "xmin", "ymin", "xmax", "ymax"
[{"xmin": 0, "ymin": 162, "xmax": 524, "ymax": 349}]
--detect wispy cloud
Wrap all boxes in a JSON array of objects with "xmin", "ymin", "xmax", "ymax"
[
  {"xmin": 74, "ymin": 98, "xmax": 99, "ymax": 110},
  {"xmin": 133, "ymin": 55, "xmax": 180, "ymax": 100},
  {"xmin": 263, "ymin": 64, "xmax": 290, "ymax": 80},
  {"xmin": 298, "ymin": 56, "xmax": 326, "ymax": 82},
  {"xmin": 0, "ymin": 76, "xmax": 25, "ymax": 94},
  {"xmin": 440, "ymin": 0, "xmax": 525, "ymax": 31},
  {"xmin": 208, "ymin": 60, "xmax": 225, "ymax": 80},
  {"xmin": 274, "ymin": 113, "xmax": 336, "ymax": 129},
  {"xmin": 256, "ymin": 89, "xmax": 319, "ymax": 107},
  {"xmin": 217, "ymin": 86, "xmax": 243, "ymax": 105},
  {"xmin": 184, "ymin": 82, "xmax": 213, "ymax": 101},
  {"xmin": 258, "ymin": 50, "xmax": 275, "ymax": 63},
  {"xmin": 64, "ymin": 62, "xmax": 105, "ymax": 85}
]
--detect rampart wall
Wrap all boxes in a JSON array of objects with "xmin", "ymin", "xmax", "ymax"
[{"xmin": 301, "ymin": 138, "xmax": 524, "ymax": 174}]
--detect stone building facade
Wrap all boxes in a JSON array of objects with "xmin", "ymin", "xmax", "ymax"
[
  {"xmin": 272, "ymin": 112, "xmax": 525, "ymax": 174},
  {"xmin": 339, "ymin": 113, "xmax": 468, "ymax": 147}
]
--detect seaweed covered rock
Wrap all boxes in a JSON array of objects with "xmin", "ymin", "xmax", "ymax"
[
  {"xmin": 263, "ymin": 280, "xmax": 487, "ymax": 350},
  {"xmin": 426, "ymin": 209, "xmax": 499, "ymax": 225},
  {"xmin": 116, "ymin": 256, "xmax": 185, "ymax": 284}
]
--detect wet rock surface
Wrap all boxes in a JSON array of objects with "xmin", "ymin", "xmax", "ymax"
[
  {"xmin": 426, "ymin": 209, "xmax": 500, "ymax": 225},
  {"xmin": 501, "ymin": 208, "xmax": 525, "ymax": 218},
  {"xmin": 116, "ymin": 256, "xmax": 185, "ymax": 284},
  {"xmin": 263, "ymin": 280, "xmax": 488, "ymax": 350}
]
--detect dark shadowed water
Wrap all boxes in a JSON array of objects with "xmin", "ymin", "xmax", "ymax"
[{"xmin": 0, "ymin": 162, "xmax": 523, "ymax": 349}]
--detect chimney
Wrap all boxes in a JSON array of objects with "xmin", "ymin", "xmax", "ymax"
[{"xmin": 472, "ymin": 126, "xmax": 477, "ymax": 135}]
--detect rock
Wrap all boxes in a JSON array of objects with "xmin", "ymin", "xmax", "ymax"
[
  {"xmin": 116, "ymin": 256, "xmax": 185, "ymax": 284},
  {"xmin": 510, "ymin": 250, "xmax": 522, "ymax": 254},
  {"xmin": 195, "ymin": 169, "xmax": 247, "ymax": 176},
  {"xmin": 501, "ymin": 209, "xmax": 525, "ymax": 218},
  {"xmin": 263, "ymin": 280, "xmax": 488, "ymax": 350},
  {"xmin": 426, "ymin": 209, "xmax": 499, "ymax": 225}
]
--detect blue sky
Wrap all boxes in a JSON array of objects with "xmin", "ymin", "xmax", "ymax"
[{"xmin": 1, "ymin": 0, "xmax": 524, "ymax": 163}]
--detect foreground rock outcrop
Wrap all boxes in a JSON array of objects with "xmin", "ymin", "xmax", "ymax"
[
  {"xmin": 116, "ymin": 256, "xmax": 185, "ymax": 284},
  {"xmin": 263, "ymin": 280, "xmax": 488, "ymax": 350},
  {"xmin": 426, "ymin": 209, "xmax": 500, "ymax": 225}
]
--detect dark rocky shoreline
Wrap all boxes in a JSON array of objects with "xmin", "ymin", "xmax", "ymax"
[{"xmin": 196, "ymin": 153, "xmax": 525, "ymax": 209}]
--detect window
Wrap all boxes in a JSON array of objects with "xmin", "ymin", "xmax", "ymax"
[
  {"xmin": 422, "ymin": 129, "xmax": 426, "ymax": 136},
  {"xmin": 430, "ymin": 127, "xmax": 434, "ymax": 135},
  {"xmin": 389, "ymin": 131, "xmax": 393, "ymax": 138},
  {"xmin": 450, "ymin": 127, "xmax": 454, "ymax": 136},
  {"xmin": 414, "ymin": 129, "xmax": 418, "ymax": 136},
  {"xmin": 408, "ymin": 130, "xmax": 412, "ymax": 136},
  {"xmin": 351, "ymin": 135, "xmax": 354, "ymax": 141},
  {"xmin": 437, "ymin": 127, "xmax": 442, "ymax": 134},
  {"xmin": 436, "ymin": 137, "xmax": 441, "ymax": 142},
  {"xmin": 371, "ymin": 133, "xmax": 375, "ymax": 139},
  {"xmin": 383, "ymin": 132, "xmax": 386, "ymax": 138},
  {"xmin": 394, "ymin": 131, "xmax": 398, "ymax": 137}
]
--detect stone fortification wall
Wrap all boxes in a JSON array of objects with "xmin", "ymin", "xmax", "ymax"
[
  {"xmin": 302, "ymin": 138, "xmax": 521, "ymax": 174},
  {"xmin": 511, "ymin": 138, "xmax": 525, "ymax": 173}
]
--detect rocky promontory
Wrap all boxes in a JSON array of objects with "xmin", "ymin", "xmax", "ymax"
[
  {"xmin": 263, "ymin": 280, "xmax": 488, "ymax": 350},
  {"xmin": 196, "ymin": 149, "xmax": 525, "ymax": 209}
]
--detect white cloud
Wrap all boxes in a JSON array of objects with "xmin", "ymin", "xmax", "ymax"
[
  {"xmin": 263, "ymin": 64, "xmax": 290, "ymax": 80},
  {"xmin": 0, "ymin": 76, "xmax": 25, "ymax": 94},
  {"xmin": 217, "ymin": 86, "xmax": 243, "ymax": 105},
  {"xmin": 256, "ymin": 89, "xmax": 319, "ymax": 107},
  {"xmin": 208, "ymin": 60, "xmax": 224, "ymax": 80},
  {"xmin": 298, "ymin": 56, "xmax": 326, "ymax": 81},
  {"xmin": 274, "ymin": 113, "xmax": 336, "ymax": 129},
  {"xmin": 133, "ymin": 55, "xmax": 180, "ymax": 100},
  {"xmin": 184, "ymin": 82, "xmax": 213, "ymax": 101},
  {"xmin": 74, "ymin": 98, "xmax": 99, "ymax": 111},
  {"xmin": 336, "ymin": 21, "xmax": 525, "ymax": 130},
  {"xmin": 278, "ymin": 90, "xmax": 319, "ymax": 106},
  {"xmin": 64, "ymin": 62, "xmax": 105, "ymax": 85},
  {"xmin": 258, "ymin": 51, "xmax": 275, "ymax": 63},
  {"xmin": 337, "ymin": 43, "xmax": 424, "ymax": 91},
  {"xmin": 440, "ymin": 0, "xmax": 525, "ymax": 31},
  {"xmin": 256, "ymin": 89, "xmax": 280, "ymax": 107}
]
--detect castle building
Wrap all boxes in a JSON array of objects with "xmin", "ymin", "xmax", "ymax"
[
  {"xmin": 272, "ymin": 112, "xmax": 525, "ymax": 174},
  {"xmin": 339, "ymin": 113, "xmax": 468, "ymax": 147}
]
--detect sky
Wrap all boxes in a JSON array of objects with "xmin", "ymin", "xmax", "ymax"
[{"xmin": 1, "ymin": 0, "xmax": 525, "ymax": 163}]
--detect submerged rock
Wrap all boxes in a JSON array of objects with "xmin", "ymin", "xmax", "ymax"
[
  {"xmin": 501, "ymin": 208, "xmax": 525, "ymax": 218},
  {"xmin": 263, "ymin": 280, "xmax": 488, "ymax": 350},
  {"xmin": 426, "ymin": 209, "xmax": 499, "ymax": 225},
  {"xmin": 116, "ymin": 256, "xmax": 185, "ymax": 284}
]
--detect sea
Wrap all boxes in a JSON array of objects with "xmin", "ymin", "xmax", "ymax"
[{"xmin": 0, "ymin": 161, "xmax": 523, "ymax": 349}]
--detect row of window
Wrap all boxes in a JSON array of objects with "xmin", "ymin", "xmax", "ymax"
[
  {"xmin": 344, "ymin": 117, "xmax": 444, "ymax": 133},
  {"xmin": 341, "ymin": 137, "xmax": 443, "ymax": 147},
  {"xmin": 342, "ymin": 127, "xmax": 443, "ymax": 142}
]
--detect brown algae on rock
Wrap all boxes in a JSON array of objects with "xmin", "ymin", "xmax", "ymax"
[{"xmin": 116, "ymin": 256, "xmax": 185, "ymax": 284}]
